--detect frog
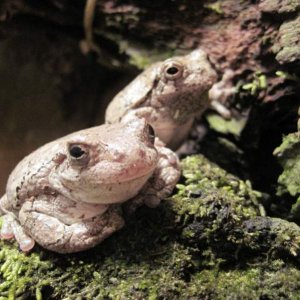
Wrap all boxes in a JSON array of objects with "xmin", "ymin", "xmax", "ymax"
[
  {"xmin": 0, "ymin": 117, "xmax": 180, "ymax": 253},
  {"xmin": 105, "ymin": 49, "xmax": 218, "ymax": 149}
]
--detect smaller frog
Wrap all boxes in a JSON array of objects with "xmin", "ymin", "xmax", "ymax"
[
  {"xmin": 105, "ymin": 49, "xmax": 218, "ymax": 149},
  {"xmin": 0, "ymin": 118, "xmax": 180, "ymax": 253}
]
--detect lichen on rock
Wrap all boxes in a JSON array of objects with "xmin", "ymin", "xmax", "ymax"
[
  {"xmin": 272, "ymin": 15, "xmax": 300, "ymax": 64},
  {"xmin": 259, "ymin": 0, "xmax": 300, "ymax": 14}
]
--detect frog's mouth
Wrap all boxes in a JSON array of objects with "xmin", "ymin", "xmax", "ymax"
[
  {"xmin": 80, "ymin": 148, "xmax": 158, "ymax": 185},
  {"xmin": 97, "ymin": 172, "xmax": 154, "ymax": 204},
  {"xmin": 72, "ymin": 169, "xmax": 155, "ymax": 205},
  {"xmin": 94, "ymin": 161, "xmax": 157, "ymax": 185}
]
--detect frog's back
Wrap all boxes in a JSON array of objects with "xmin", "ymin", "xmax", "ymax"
[{"xmin": 105, "ymin": 63, "xmax": 160, "ymax": 123}]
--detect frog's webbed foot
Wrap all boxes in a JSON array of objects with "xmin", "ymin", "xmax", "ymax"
[
  {"xmin": 125, "ymin": 141, "xmax": 181, "ymax": 213},
  {"xmin": 1, "ymin": 213, "xmax": 35, "ymax": 252},
  {"xmin": 18, "ymin": 203, "xmax": 124, "ymax": 253}
]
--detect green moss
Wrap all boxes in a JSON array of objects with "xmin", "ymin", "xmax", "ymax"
[
  {"xmin": 0, "ymin": 246, "xmax": 52, "ymax": 299},
  {"xmin": 242, "ymin": 72, "xmax": 267, "ymax": 95},
  {"xmin": 0, "ymin": 155, "xmax": 300, "ymax": 298},
  {"xmin": 188, "ymin": 261, "xmax": 300, "ymax": 299},
  {"xmin": 204, "ymin": 2, "xmax": 224, "ymax": 14},
  {"xmin": 118, "ymin": 41, "xmax": 173, "ymax": 69},
  {"xmin": 206, "ymin": 113, "xmax": 247, "ymax": 136},
  {"xmin": 274, "ymin": 132, "xmax": 300, "ymax": 219},
  {"xmin": 276, "ymin": 70, "xmax": 300, "ymax": 82},
  {"xmin": 174, "ymin": 155, "xmax": 263, "ymax": 218},
  {"xmin": 241, "ymin": 217, "xmax": 300, "ymax": 257}
]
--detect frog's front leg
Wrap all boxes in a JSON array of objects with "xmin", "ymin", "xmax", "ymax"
[
  {"xmin": 1, "ymin": 213, "xmax": 35, "ymax": 252},
  {"xmin": 0, "ymin": 195, "xmax": 12, "ymax": 239},
  {"xmin": 0, "ymin": 194, "xmax": 35, "ymax": 251},
  {"xmin": 145, "ymin": 143, "xmax": 181, "ymax": 207},
  {"xmin": 17, "ymin": 202, "xmax": 124, "ymax": 253},
  {"xmin": 125, "ymin": 142, "xmax": 181, "ymax": 212}
]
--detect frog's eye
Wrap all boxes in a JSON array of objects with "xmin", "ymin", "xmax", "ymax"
[
  {"xmin": 69, "ymin": 145, "xmax": 85, "ymax": 158},
  {"xmin": 68, "ymin": 143, "xmax": 90, "ymax": 165},
  {"xmin": 163, "ymin": 61, "xmax": 184, "ymax": 80}
]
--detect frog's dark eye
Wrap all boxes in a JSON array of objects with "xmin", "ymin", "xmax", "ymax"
[
  {"xmin": 167, "ymin": 66, "xmax": 180, "ymax": 76},
  {"xmin": 163, "ymin": 60, "xmax": 184, "ymax": 80},
  {"xmin": 69, "ymin": 145, "xmax": 85, "ymax": 158},
  {"xmin": 146, "ymin": 124, "xmax": 155, "ymax": 145},
  {"xmin": 68, "ymin": 143, "xmax": 90, "ymax": 165}
]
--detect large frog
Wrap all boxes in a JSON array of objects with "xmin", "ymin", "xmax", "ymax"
[
  {"xmin": 0, "ymin": 118, "xmax": 180, "ymax": 253},
  {"xmin": 105, "ymin": 49, "xmax": 217, "ymax": 149}
]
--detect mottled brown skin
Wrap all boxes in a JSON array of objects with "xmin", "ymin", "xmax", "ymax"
[
  {"xmin": 105, "ymin": 49, "xmax": 217, "ymax": 149},
  {"xmin": 0, "ymin": 118, "xmax": 180, "ymax": 253}
]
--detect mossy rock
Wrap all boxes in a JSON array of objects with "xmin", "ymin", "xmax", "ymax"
[
  {"xmin": 260, "ymin": 0, "xmax": 300, "ymax": 14},
  {"xmin": 272, "ymin": 15, "xmax": 300, "ymax": 64},
  {"xmin": 1, "ymin": 155, "xmax": 300, "ymax": 299},
  {"xmin": 274, "ymin": 132, "xmax": 300, "ymax": 221}
]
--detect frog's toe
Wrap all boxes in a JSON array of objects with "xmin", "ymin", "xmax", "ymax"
[
  {"xmin": 1, "ymin": 229, "xmax": 14, "ymax": 239},
  {"xmin": 19, "ymin": 238, "xmax": 35, "ymax": 252},
  {"xmin": 0, "ymin": 232, "xmax": 14, "ymax": 239},
  {"xmin": 144, "ymin": 195, "xmax": 161, "ymax": 208},
  {"xmin": 1, "ymin": 214, "xmax": 14, "ymax": 239},
  {"xmin": 164, "ymin": 168, "xmax": 181, "ymax": 186},
  {"xmin": 11, "ymin": 220, "xmax": 35, "ymax": 252}
]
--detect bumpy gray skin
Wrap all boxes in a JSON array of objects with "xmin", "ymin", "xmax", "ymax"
[
  {"xmin": 105, "ymin": 49, "xmax": 217, "ymax": 149},
  {"xmin": 0, "ymin": 118, "xmax": 180, "ymax": 253}
]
